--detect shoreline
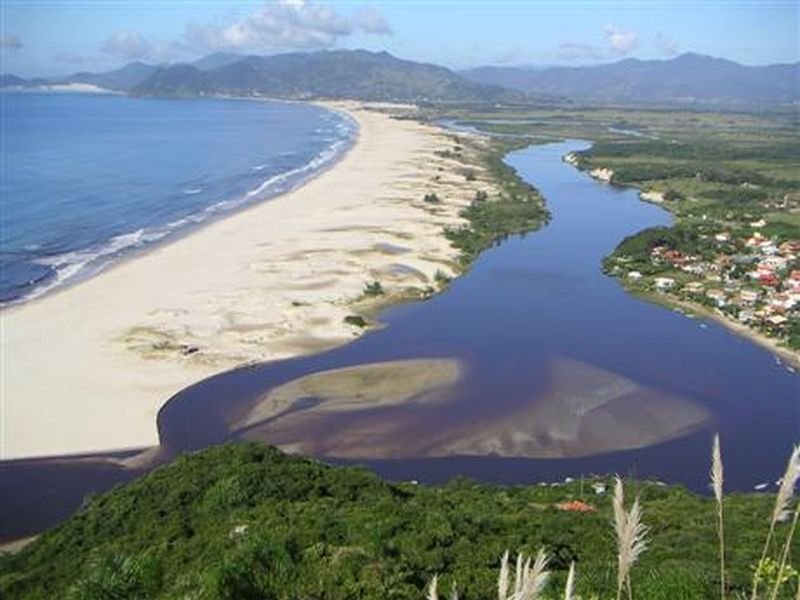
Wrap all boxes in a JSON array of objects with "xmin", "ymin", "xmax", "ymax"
[
  {"xmin": 1, "ymin": 101, "xmax": 501, "ymax": 460},
  {"xmin": 0, "ymin": 97, "xmax": 358, "ymax": 310},
  {"xmin": 633, "ymin": 288, "xmax": 800, "ymax": 370}
]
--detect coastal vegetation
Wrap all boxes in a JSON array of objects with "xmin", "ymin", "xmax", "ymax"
[
  {"xmin": 1, "ymin": 442, "xmax": 796, "ymax": 599},
  {"xmin": 444, "ymin": 138, "xmax": 548, "ymax": 267}
]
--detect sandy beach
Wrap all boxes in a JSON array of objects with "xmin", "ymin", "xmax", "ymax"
[{"xmin": 1, "ymin": 102, "xmax": 499, "ymax": 460}]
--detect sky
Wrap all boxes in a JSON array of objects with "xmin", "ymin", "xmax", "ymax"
[{"xmin": 1, "ymin": 0, "xmax": 798, "ymax": 77}]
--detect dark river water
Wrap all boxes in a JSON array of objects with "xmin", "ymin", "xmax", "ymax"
[{"xmin": 1, "ymin": 140, "xmax": 798, "ymax": 542}]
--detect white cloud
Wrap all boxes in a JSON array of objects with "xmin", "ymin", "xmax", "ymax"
[
  {"xmin": 101, "ymin": 31, "xmax": 155, "ymax": 61},
  {"xmin": 184, "ymin": 1, "xmax": 392, "ymax": 54},
  {"xmin": 556, "ymin": 42, "xmax": 603, "ymax": 61},
  {"xmin": 655, "ymin": 31, "xmax": 679, "ymax": 57},
  {"xmin": 0, "ymin": 33, "xmax": 22, "ymax": 49},
  {"xmin": 351, "ymin": 7, "xmax": 392, "ymax": 35},
  {"xmin": 603, "ymin": 25, "xmax": 638, "ymax": 55},
  {"xmin": 101, "ymin": 31, "xmax": 182, "ymax": 63}
]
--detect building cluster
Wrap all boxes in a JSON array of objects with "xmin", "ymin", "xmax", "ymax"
[{"xmin": 625, "ymin": 228, "xmax": 800, "ymax": 337}]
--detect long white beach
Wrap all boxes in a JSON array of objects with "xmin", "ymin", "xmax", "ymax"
[{"xmin": 1, "ymin": 101, "xmax": 496, "ymax": 459}]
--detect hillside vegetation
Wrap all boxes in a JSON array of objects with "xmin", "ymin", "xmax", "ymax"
[{"xmin": 1, "ymin": 443, "xmax": 796, "ymax": 599}]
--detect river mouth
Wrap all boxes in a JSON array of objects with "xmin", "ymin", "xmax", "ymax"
[
  {"xmin": 1, "ymin": 139, "xmax": 797, "ymax": 542},
  {"xmin": 144, "ymin": 138, "xmax": 800, "ymax": 487}
]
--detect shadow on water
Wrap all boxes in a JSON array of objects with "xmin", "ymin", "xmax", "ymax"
[{"xmin": 2, "ymin": 140, "xmax": 798, "ymax": 542}]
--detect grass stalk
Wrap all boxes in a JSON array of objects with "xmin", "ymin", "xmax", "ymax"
[
  {"xmin": 498, "ymin": 550, "xmax": 510, "ymax": 600},
  {"xmin": 753, "ymin": 445, "xmax": 800, "ymax": 600},
  {"xmin": 713, "ymin": 434, "xmax": 726, "ymax": 600},
  {"xmin": 769, "ymin": 502, "xmax": 799, "ymax": 600},
  {"xmin": 427, "ymin": 574, "xmax": 439, "ymax": 600},
  {"xmin": 613, "ymin": 476, "xmax": 648, "ymax": 600},
  {"xmin": 563, "ymin": 562, "xmax": 575, "ymax": 600}
]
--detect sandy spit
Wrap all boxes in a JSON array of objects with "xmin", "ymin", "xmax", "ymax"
[{"xmin": 1, "ymin": 101, "xmax": 498, "ymax": 459}]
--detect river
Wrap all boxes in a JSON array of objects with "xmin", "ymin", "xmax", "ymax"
[{"xmin": 1, "ymin": 140, "xmax": 797, "ymax": 542}]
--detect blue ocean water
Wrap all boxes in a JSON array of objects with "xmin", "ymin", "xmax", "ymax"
[{"xmin": 0, "ymin": 93, "xmax": 356, "ymax": 304}]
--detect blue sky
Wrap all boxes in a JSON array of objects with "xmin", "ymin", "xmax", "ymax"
[{"xmin": 2, "ymin": 0, "xmax": 798, "ymax": 77}]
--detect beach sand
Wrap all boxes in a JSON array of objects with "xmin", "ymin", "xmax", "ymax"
[{"xmin": 1, "ymin": 102, "xmax": 498, "ymax": 459}]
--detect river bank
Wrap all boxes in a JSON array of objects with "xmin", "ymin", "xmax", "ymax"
[
  {"xmin": 564, "ymin": 153, "xmax": 800, "ymax": 370},
  {"xmin": 1, "ymin": 101, "xmax": 509, "ymax": 460},
  {"xmin": 628, "ymin": 288, "xmax": 800, "ymax": 370}
]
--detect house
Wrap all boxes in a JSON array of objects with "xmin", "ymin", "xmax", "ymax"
[
  {"xmin": 762, "ymin": 256, "xmax": 789, "ymax": 271},
  {"xmin": 787, "ymin": 270, "xmax": 800, "ymax": 289},
  {"xmin": 715, "ymin": 232, "xmax": 731, "ymax": 243},
  {"xmin": 706, "ymin": 289, "xmax": 727, "ymax": 306},
  {"xmin": 767, "ymin": 315, "xmax": 789, "ymax": 326},
  {"xmin": 627, "ymin": 271, "xmax": 643, "ymax": 280},
  {"xmin": 759, "ymin": 273, "xmax": 780, "ymax": 287},
  {"xmin": 590, "ymin": 167, "xmax": 614, "ymax": 183},
  {"xmin": 749, "ymin": 219, "xmax": 767, "ymax": 228},
  {"xmin": 738, "ymin": 310, "xmax": 755, "ymax": 323},
  {"xmin": 685, "ymin": 282, "xmax": 705, "ymax": 294},
  {"xmin": 779, "ymin": 241, "xmax": 800, "ymax": 255},
  {"xmin": 739, "ymin": 290, "xmax": 761, "ymax": 305},
  {"xmin": 681, "ymin": 263, "xmax": 706, "ymax": 275},
  {"xmin": 769, "ymin": 294, "xmax": 796, "ymax": 311},
  {"xmin": 664, "ymin": 250, "xmax": 687, "ymax": 265},
  {"xmin": 759, "ymin": 241, "xmax": 778, "ymax": 256},
  {"xmin": 724, "ymin": 280, "xmax": 741, "ymax": 293},
  {"xmin": 654, "ymin": 277, "xmax": 676, "ymax": 290}
]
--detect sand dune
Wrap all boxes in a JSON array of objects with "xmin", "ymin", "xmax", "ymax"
[{"xmin": 1, "ymin": 102, "xmax": 499, "ymax": 459}]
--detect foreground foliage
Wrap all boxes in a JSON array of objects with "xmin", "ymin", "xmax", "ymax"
[{"xmin": 1, "ymin": 443, "xmax": 796, "ymax": 599}]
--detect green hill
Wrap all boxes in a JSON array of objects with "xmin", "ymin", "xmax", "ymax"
[
  {"xmin": 1, "ymin": 443, "xmax": 795, "ymax": 599},
  {"xmin": 132, "ymin": 50, "xmax": 527, "ymax": 103}
]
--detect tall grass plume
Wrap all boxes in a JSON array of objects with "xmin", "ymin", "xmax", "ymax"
[
  {"xmin": 497, "ymin": 548, "xmax": 550, "ymax": 600},
  {"xmin": 712, "ymin": 434, "xmax": 726, "ymax": 600},
  {"xmin": 613, "ymin": 476, "xmax": 648, "ymax": 600},
  {"xmin": 753, "ymin": 445, "xmax": 800, "ymax": 599}
]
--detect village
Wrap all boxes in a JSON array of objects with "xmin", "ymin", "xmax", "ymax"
[{"xmin": 614, "ymin": 222, "xmax": 800, "ymax": 349}]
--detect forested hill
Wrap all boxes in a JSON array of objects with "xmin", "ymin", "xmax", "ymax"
[
  {"xmin": 131, "ymin": 50, "xmax": 526, "ymax": 103},
  {"xmin": 0, "ymin": 442, "xmax": 789, "ymax": 599}
]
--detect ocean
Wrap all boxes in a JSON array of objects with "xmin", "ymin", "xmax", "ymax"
[{"xmin": 0, "ymin": 93, "xmax": 356, "ymax": 304}]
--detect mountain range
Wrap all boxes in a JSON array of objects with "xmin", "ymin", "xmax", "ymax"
[
  {"xmin": 3, "ymin": 50, "xmax": 798, "ymax": 107},
  {"xmin": 463, "ymin": 53, "xmax": 799, "ymax": 106}
]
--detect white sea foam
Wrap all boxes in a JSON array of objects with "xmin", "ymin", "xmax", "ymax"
[{"xmin": 24, "ymin": 229, "xmax": 151, "ymax": 302}]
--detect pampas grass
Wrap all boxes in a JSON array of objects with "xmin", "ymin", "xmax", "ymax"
[
  {"xmin": 427, "ymin": 574, "xmax": 439, "ymax": 600},
  {"xmin": 613, "ymin": 476, "xmax": 648, "ymax": 600},
  {"xmin": 770, "ymin": 502, "xmax": 800, "ymax": 600},
  {"xmin": 497, "ymin": 548, "xmax": 550, "ymax": 600},
  {"xmin": 712, "ymin": 434, "xmax": 726, "ymax": 600},
  {"xmin": 499, "ymin": 550, "xmax": 510, "ymax": 600},
  {"xmin": 426, "ymin": 574, "xmax": 460, "ymax": 600},
  {"xmin": 753, "ymin": 444, "xmax": 800, "ymax": 600},
  {"xmin": 563, "ymin": 562, "xmax": 575, "ymax": 600}
]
